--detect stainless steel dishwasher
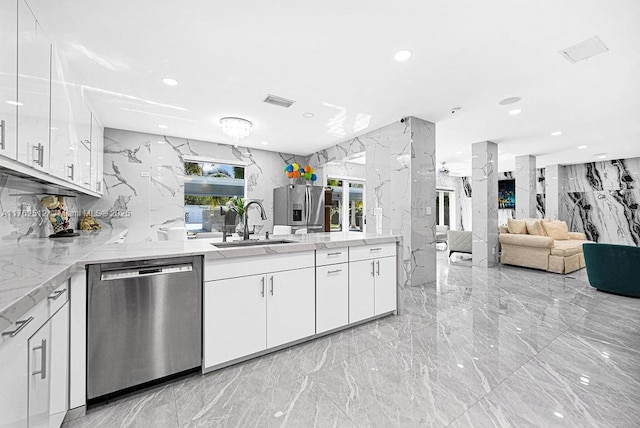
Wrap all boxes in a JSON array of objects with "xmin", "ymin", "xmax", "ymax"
[{"xmin": 87, "ymin": 256, "xmax": 202, "ymax": 403}]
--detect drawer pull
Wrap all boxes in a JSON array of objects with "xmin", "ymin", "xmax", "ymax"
[
  {"xmin": 2, "ymin": 317, "xmax": 34, "ymax": 337},
  {"xmin": 327, "ymin": 252, "xmax": 342, "ymax": 256},
  {"xmin": 0, "ymin": 119, "xmax": 5, "ymax": 150},
  {"xmin": 48, "ymin": 289, "xmax": 67, "ymax": 301},
  {"xmin": 261, "ymin": 277, "xmax": 265, "ymax": 297},
  {"xmin": 327, "ymin": 269, "xmax": 342, "ymax": 274},
  {"xmin": 370, "ymin": 247, "xmax": 382, "ymax": 251}
]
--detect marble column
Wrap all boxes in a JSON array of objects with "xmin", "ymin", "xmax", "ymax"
[
  {"xmin": 472, "ymin": 141, "xmax": 499, "ymax": 268},
  {"xmin": 545, "ymin": 164, "xmax": 563, "ymax": 220},
  {"xmin": 364, "ymin": 117, "xmax": 436, "ymax": 286},
  {"xmin": 408, "ymin": 117, "xmax": 436, "ymax": 286},
  {"xmin": 515, "ymin": 155, "xmax": 537, "ymax": 218}
]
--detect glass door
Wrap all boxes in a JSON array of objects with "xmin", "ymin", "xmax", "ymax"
[
  {"xmin": 436, "ymin": 189, "xmax": 455, "ymax": 229},
  {"xmin": 327, "ymin": 178, "xmax": 365, "ymax": 232}
]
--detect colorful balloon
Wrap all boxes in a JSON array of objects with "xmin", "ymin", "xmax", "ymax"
[
  {"xmin": 309, "ymin": 167, "xmax": 315, "ymax": 174},
  {"xmin": 293, "ymin": 171, "xmax": 300, "ymax": 178},
  {"xmin": 286, "ymin": 164, "xmax": 294, "ymax": 173},
  {"xmin": 292, "ymin": 163, "xmax": 300, "ymax": 172},
  {"xmin": 311, "ymin": 173, "xmax": 317, "ymax": 181},
  {"xmin": 287, "ymin": 171, "xmax": 293, "ymax": 178},
  {"xmin": 304, "ymin": 165, "xmax": 311, "ymax": 173},
  {"xmin": 305, "ymin": 172, "xmax": 312, "ymax": 180},
  {"xmin": 283, "ymin": 165, "xmax": 288, "ymax": 172}
]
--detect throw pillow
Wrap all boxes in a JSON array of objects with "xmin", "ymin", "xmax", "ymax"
[
  {"xmin": 507, "ymin": 217, "xmax": 528, "ymax": 234},
  {"xmin": 525, "ymin": 220, "xmax": 546, "ymax": 236},
  {"xmin": 542, "ymin": 220, "xmax": 570, "ymax": 240}
]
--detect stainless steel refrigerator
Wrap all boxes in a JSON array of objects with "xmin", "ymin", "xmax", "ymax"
[{"xmin": 273, "ymin": 185, "xmax": 325, "ymax": 233}]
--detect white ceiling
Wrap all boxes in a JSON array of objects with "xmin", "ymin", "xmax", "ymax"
[{"xmin": 31, "ymin": 0, "xmax": 640, "ymax": 174}]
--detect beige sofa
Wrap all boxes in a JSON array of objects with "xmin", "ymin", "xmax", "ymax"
[{"xmin": 498, "ymin": 218, "xmax": 590, "ymax": 274}]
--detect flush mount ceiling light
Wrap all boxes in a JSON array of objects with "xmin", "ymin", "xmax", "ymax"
[
  {"xmin": 394, "ymin": 50, "xmax": 412, "ymax": 62},
  {"xmin": 498, "ymin": 97, "xmax": 521, "ymax": 106},
  {"xmin": 158, "ymin": 124, "xmax": 168, "ymax": 129},
  {"xmin": 219, "ymin": 117, "xmax": 253, "ymax": 141},
  {"xmin": 594, "ymin": 153, "xmax": 607, "ymax": 159},
  {"xmin": 551, "ymin": 131, "xmax": 562, "ymax": 136},
  {"xmin": 302, "ymin": 112, "xmax": 314, "ymax": 118},
  {"xmin": 261, "ymin": 141, "xmax": 269, "ymax": 145},
  {"xmin": 161, "ymin": 77, "xmax": 178, "ymax": 86},
  {"xmin": 508, "ymin": 108, "xmax": 522, "ymax": 116},
  {"xmin": 577, "ymin": 145, "xmax": 588, "ymax": 149}
]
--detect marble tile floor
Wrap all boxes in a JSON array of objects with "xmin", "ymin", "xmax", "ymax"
[{"xmin": 64, "ymin": 252, "xmax": 640, "ymax": 428}]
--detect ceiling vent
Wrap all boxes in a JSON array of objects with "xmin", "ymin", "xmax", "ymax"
[
  {"xmin": 559, "ymin": 36, "xmax": 609, "ymax": 64},
  {"xmin": 263, "ymin": 94, "xmax": 295, "ymax": 108}
]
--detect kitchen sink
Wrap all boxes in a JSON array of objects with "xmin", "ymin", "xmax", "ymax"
[{"xmin": 211, "ymin": 239, "xmax": 298, "ymax": 249}]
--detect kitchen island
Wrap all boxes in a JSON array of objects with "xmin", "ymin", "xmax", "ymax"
[{"xmin": 0, "ymin": 229, "xmax": 402, "ymax": 426}]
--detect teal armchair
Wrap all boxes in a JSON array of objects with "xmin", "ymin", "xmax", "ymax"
[{"xmin": 583, "ymin": 243, "xmax": 640, "ymax": 297}]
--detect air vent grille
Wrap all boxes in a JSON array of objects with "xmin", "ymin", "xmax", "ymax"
[
  {"xmin": 263, "ymin": 94, "xmax": 295, "ymax": 108},
  {"xmin": 559, "ymin": 36, "xmax": 609, "ymax": 64}
]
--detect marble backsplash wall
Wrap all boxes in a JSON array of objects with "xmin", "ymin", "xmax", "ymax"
[
  {"xmin": 560, "ymin": 157, "xmax": 640, "ymax": 245},
  {"xmin": 80, "ymin": 128, "xmax": 308, "ymax": 242},
  {"xmin": 0, "ymin": 173, "xmax": 80, "ymax": 244}
]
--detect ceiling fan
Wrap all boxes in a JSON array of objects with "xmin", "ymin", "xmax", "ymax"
[{"xmin": 438, "ymin": 161, "xmax": 466, "ymax": 177}]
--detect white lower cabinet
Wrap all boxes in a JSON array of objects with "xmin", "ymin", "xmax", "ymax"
[
  {"xmin": 316, "ymin": 263, "xmax": 349, "ymax": 333},
  {"xmin": 0, "ymin": 283, "xmax": 69, "ymax": 428},
  {"xmin": 266, "ymin": 268, "xmax": 315, "ymax": 348},
  {"xmin": 204, "ymin": 274, "xmax": 267, "ymax": 368},
  {"xmin": 203, "ymin": 262, "xmax": 315, "ymax": 369},
  {"xmin": 348, "ymin": 259, "xmax": 376, "ymax": 323},
  {"xmin": 349, "ymin": 244, "xmax": 397, "ymax": 324}
]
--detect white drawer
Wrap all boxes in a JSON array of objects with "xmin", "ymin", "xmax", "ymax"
[
  {"xmin": 0, "ymin": 281, "xmax": 67, "ymax": 346},
  {"xmin": 205, "ymin": 251, "xmax": 315, "ymax": 281},
  {"xmin": 349, "ymin": 242, "xmax": 396, "ymax": 262},
  {"xmin": 316, "ymin": 248, "xmax": 348, "ymax": 266}
]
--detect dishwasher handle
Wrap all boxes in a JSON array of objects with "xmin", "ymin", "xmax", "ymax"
[{"xmin": 101, "ymin": 264, "xmax": 193, "ymax": 281}]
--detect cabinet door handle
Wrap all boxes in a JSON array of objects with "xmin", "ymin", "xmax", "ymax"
[
  {"xmin": 1, "ymin": 316, "xmax": 34, "ymax": 337},
  {"xmin": 0, "ymin": 119, "xmax": 5, "ymax": 150},
  {"xmin": 376, "ymin": 260, "xmax": 380, "ymax": 276},
  {"xmin": 270, "ymin": 275, "xmax": 274, "ymax": 296},
  {"xmin": 371, "ymin": 260, "xmax": 375, "ymax": 276},
  {"xmin": 327, "ymin": 252, "xmax": 342, "ymax": 256},
  {"xmin": 48, "ymin": 289, "xmax": 66, "ymax": 300},
  {"xmin": 261, "ymin": 277, "xmax": 265, "ymax": 297},
  {"xmin": 39, "ymin": 144, "xmax": 44, "ymax": 166},
  {"xmin": 96, "ymin": 181, "xmax": 102, "ymax": 192},
  {"xmin": 67, "ymin": 163, "xmax": 75, "ymax": 180},
  {"xmin": 32, "ymin": 339, "xmax": 47, "ymax": 380},
  {"xmin": 327, "ymin": 269, "xmax": 342, "ymax": 274}
]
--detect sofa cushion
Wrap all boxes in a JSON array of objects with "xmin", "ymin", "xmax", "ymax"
[
  {"xmin": 499, "ymin": 233, "xmax": 554, "ymax": 248},
  {"xmin": 568, "ymin": 231, "xmax": 587, "ymax": 240},
  {"xmin": 507, "ymin": 217, "xmax": 528, "ymax": 234},
  {"xmin": 525, "ymin": 220, "xmax": 546, "ymax": 236},
  {"xmin": 551, "ymin": 240, "xmax": 583, "ymax": 256},
  {"xmin": 542, "ymin": 220, "xmax": 569, "ymax": 240}
]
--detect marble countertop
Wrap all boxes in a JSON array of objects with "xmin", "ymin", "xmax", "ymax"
[{"xmin": 1, "ymin": 230, "xmax": 401, "ymax": 333}]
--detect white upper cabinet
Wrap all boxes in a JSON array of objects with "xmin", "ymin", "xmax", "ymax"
[
  {"xmin": 0, "ymin": 0, "xmax": 18, "ymax": 160},
  {"xmin": 17, "ymin": 0, "xmax": 51, "ymax": 171},
  {"xmin": 91, "ymin": 114, "xmax": 104, "ymax": 193},
  {"xmin": 49, "ymin": 43, "xmax": 74, "ymax": 180}
]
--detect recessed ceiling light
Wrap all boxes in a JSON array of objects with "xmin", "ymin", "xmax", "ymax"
[
  {"xmin": 394, "ymin": 50, "xmax": 412, "ymax": 62},
  {"xmin": 303, "ymin": 112, "xmax": 314, "ymax": 118},
  {"xmin": 551, "ymin": 131, "xmax": 562, "ymax": 136},
  {"xmin": 508, "ymin": 109, "xmax": 522, "ymax": 116},
  {"xmin": 161, "ymin": 77, "xmax": 178, "ymax": 86},
  {"xmin": 5, "ymin": 100, "xmax": 23, "ymax": 106},
  {"xmin": 577, "ymin": 145, "xmax": 587, "ymax": 149},
  {"xmin": 261, "ymin": 141, "xmax": 269, "ymax": 145},
  {"xmin": 594, "ymin": 153, "xmax": 607, "ymax": 159},
  {"xmin": 158, "ymin": 124, "xmax": 168, "ymax": 129},
  {"xmin": 157, "ymin": 140, "xmax": 165, "ymax": 144},
  {"xmin": 498, "ymin": 97, "xmax": 521, "ymax": 106}
]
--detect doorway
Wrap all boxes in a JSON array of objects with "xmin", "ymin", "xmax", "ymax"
[{"xmin": 327, "ymin": 178, "xmax": 365, "ymax": 232}]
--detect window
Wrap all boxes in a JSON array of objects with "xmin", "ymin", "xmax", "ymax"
[
  {"xmin": 184, "ymin": 161, "xmax": 245, "ymax": 232},
  {"xmin": 327, "ymin": 178, "xmax": 365, "ymax": 232}
]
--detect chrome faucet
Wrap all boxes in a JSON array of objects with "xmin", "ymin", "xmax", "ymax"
[{"xmin": 243, "ymin": 200, "xmax": 267, "ymax": 240}]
